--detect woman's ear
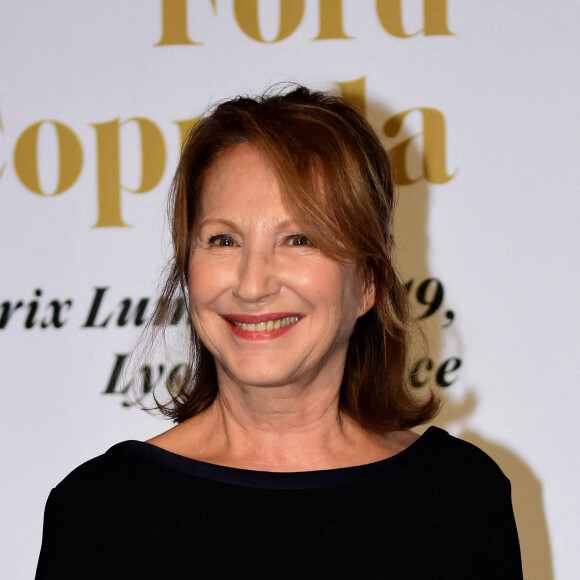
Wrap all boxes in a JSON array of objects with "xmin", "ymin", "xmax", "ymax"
[{"xmin": 357, "ymin": 274, "xmax": 376, "ymax": 318}]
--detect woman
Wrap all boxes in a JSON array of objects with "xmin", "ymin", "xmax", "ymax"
[{"xmin": 36, "ymin": 87, "xmax": 522, "ymax": 579}]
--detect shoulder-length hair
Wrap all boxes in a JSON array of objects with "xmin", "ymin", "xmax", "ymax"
[{"xmin": 153, "ymin": 85, "xmax": 438, "ymax": 432}]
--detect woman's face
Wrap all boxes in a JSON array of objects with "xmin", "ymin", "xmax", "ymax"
[{"xmin": 188, "ymin": 143, "xmax": 374, "ymax": 392}]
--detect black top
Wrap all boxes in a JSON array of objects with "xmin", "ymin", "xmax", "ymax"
[{"xmin": 36, "ymin": 427, "xmax": 523, "ymax": 579}]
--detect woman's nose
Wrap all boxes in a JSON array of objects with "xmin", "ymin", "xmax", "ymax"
[{"xmin": 233, "ymin": 247, "xmax": 281, "ymax": 304}]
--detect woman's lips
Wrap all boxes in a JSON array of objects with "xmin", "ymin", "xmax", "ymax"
[{"xmin": 222, "ymin": 313, "xmax": 303, "ymax": 340}]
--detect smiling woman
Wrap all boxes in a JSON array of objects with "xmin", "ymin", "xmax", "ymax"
[
  {"xmin": 188, "ymin": 142, "xmax": 374, "ymax": 403},
  {"xmin": 36, "ymin": 87, "xmax": 523, "ymax": 579},
  {"xmin": 154, "ymin": 86, "xmax": 437, "ymax": 434}
]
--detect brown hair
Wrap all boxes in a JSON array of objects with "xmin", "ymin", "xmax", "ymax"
[{"xmin": 154, "ymin": 85, "xmax": 438, "ymax": 432}]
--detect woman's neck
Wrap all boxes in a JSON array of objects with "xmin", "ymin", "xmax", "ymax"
[
  {"xmin": 206, "ymin": 383, "xmax": 354, "ymax": 471},
  {"xmin": 149, "ymin": 379, "xmax": 416, "ymax": 471}
]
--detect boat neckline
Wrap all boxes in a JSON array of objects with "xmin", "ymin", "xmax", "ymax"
[{"xmin": 110, "ymin": 425, "xmax": 448, "ymax": 490}]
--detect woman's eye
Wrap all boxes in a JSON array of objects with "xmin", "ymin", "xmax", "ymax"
[
  {"xmin": 287, "ymin": 234, "xmax": 311, "ymax": 247},
  {"xmin": 208, "ymin": 235, "xmax": 237, "ymax": 247}
]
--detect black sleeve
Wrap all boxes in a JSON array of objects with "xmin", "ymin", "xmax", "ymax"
[
  {"xmin": 485, "ymin": 480, "xmax": 523, "ymax": 580},
  {"xmin": 35, "ymin": 488, "xmax": 105, "ymax": 580}
]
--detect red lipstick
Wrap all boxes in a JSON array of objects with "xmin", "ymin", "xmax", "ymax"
[{"xmin": 222, "ymin": 313, "xmax": 303, "ymax": 341}]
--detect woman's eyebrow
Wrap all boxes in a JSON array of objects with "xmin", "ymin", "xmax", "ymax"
[
  {"xmin": 197, "ymin": 217, "xmax": 298, "ymax": 230},
  {"xmin": 196, "ymin": 217, "xmax": 238, "ymax": 230}
]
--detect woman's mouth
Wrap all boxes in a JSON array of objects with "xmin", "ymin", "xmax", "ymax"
[
  {"xmin": 223, "ymin": 314, "xmax": 302, "ymax": 339},
  {"xmin": 229, "ymin": 316, "xmax": 300, "ymax": 332}
]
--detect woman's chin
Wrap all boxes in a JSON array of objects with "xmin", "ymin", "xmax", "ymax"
[{"xmin": 218, "ymin": 359, "xmax": 305, "ymax": 390}]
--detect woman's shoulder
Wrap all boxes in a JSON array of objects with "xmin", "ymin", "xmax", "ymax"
[
  {"xmin": 434, "ymin": 428, "xmax": 506, "ymax": 473},
  {"xmin": 415, "ymin": 427, "xmax": 511, "ymax": 496},
  {"xmin": 51, "ymin": 440, "xmax": 156, "ymax": 500}
]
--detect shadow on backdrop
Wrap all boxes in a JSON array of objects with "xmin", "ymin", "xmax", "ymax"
[{"xmin": 461, "ymin": 429, "xmax": 554, "ymax": 580}]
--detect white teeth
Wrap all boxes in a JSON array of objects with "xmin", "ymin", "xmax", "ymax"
[{"xmin": 231, "ymin": 316, "xmax": 299, "ymax": 332}]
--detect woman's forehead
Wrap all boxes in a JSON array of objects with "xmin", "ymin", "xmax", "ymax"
[{"xmin": 198, "ymin": 144, "xmax": 298, "ymax": 224}]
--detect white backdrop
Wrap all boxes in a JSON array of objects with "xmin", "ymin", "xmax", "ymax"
[{"xmin": 1, "ymin": 2, "xmax": 579, "ymax": 578}]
